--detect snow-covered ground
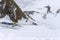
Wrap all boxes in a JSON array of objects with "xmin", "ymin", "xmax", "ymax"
[{"xmin": 0, "ymin": 0, "xmax": 60, "ymax": 40}]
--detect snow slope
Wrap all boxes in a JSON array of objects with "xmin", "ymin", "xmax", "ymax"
[{"xmin": 0, "ymin": 0, "xmax": 60, "ymax": 40}]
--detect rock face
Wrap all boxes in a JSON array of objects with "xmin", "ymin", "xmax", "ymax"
[{"xmin": 0, "ymin": 0, "xmax": 28, "ymax": 23}]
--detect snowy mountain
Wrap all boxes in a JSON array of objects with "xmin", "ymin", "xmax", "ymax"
[{"xmin": 0, "ymin": 0, "xmax": 60, "ymax": 40}]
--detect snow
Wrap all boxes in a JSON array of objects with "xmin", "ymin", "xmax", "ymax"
[{"xmin": 0, "ymin": 0, "xmax": 60, "ymax": 40}]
